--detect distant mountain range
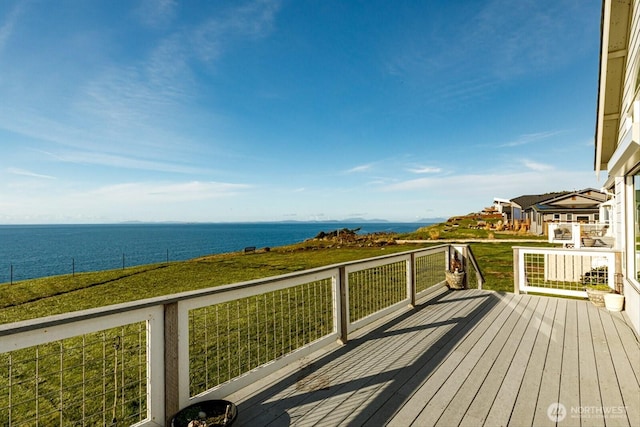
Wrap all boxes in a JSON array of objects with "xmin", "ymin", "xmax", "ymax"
[
  {"xmin": 278, "ymin": 218, "xmax": 389, "ymax": 223},
  {"xmin": 118, "ymin": 217, "xmax": 446, "ymax": 225},
  {"xmin": 275, "ymin": 217, "xmax": 445, "ymax": 224},
  {"xmin": 416, "ymin": 217, "xmax": 447, "ymax": 223}
]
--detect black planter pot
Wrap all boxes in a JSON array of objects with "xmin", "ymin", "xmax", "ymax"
[{"xmin": 170, "ymin": 400, "xmax": 238, "ymax": 427}]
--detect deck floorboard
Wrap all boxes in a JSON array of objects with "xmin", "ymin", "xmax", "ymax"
[
  {"xmin": 227, "ymin": 290, "xmax": 640, "ymax": 427},
  {"xmin": 579, "ymin": 302, "xmax": 606, "ymax": 427},
  {"xmin": 558, "ymin": 298, "xmax": 581, "ymax": 426}
]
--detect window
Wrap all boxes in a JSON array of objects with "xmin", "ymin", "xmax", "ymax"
[
  {"xmin": 553, "ymin": 214, "xmax": 560, "ymax": 220},
  {"xmin": 566, "ymin": 213, "xmax": 573, "ymax": 221}
]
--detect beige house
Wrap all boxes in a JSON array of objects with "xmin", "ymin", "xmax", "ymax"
[
  {"xmin": 494, "ymin": 189, "xmax": 607, "ymax": 234},
  {"xmin": 525, "ymin": 189, "xmax": 607, "ymax": 235},
  {"xmin": 595, "ymin": 0, "xmax": 640, "ymax": 334}
]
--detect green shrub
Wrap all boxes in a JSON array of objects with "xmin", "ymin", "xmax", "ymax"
[{"xmin": 580, "ymin": 266, "xmax": 608, "ymax": 287}]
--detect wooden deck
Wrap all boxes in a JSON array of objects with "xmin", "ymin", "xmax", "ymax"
[{"xmin": 226, "ymin": 289, "xmax": 640, "ymax": 427}]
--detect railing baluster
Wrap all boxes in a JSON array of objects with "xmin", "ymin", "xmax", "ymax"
[
  {"xmin": 215, "ymin": 305, "xmax": 220, "ymax": 385},
  {"xmin": 339, "ymin": 266, "xmax": 348, "ymax": 344},
  {"xmin": 59, "ymin": 341, "xmax": 63, "ymax": 426},
  {"xmin": 8, "ymin": 353, "xmax": 12, "ymax": 424},
  {"xmin": 138, "ymin": 323, "xmax": 143, "ymax": 423},
  {"xmin": 35, "ymin": 346, "xmax": 39, "ymax": 423}
]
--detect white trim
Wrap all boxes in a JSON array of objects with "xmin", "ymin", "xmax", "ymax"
[
  {"xmin": 596, "ymin": 0, "xmax": 614, "ymax": 175},
  {"xmin": 607, "ymin": 115, "xmax": 640, "ymax": 177}
]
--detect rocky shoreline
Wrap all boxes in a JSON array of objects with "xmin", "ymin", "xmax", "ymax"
[{"xmin": 307, "ymin": 227, "xmax": 398, "ymax": 248}]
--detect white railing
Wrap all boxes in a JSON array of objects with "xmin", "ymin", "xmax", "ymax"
[
  {"xmin": 459, "ymin": 244, "xmax": 485, "ymax": 290},
  {"xmin": 548, "ymin": 222, "xmax": 614, "ymax": 248},
  {"xmin": 0, "ymin": 244, "xmax": 481, "ymax": 426},
  {"xmin": 0, "ymin": 305, "xmax": 165, "ymax": 426},
  {"xmin": 513, "ymin": 246, "xmax": 619, "ymax": 298}
]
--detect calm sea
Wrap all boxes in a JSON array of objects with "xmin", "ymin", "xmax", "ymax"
[{"xmin": 0, "ymin": 222, "xmax": 427, "ymax": 283}]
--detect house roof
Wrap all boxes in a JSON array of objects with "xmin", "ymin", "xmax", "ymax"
[
  {"xmin": 510, "ymin": 189, "xmax": 606, "ymax": 211},
  {"xmin": 595, "ymin": 0, "xmax": 632, "ymax": 173},
  {"xmin": 510, "ymin": 192, "xmax": 569, "ymax": 210},
  {"xmin": 539, "ymin": 188, "xmax": 607, "ymax": 205}
]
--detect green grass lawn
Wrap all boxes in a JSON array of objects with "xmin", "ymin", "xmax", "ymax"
[
  {"xmin": 0, "ymin": 237, "xmax": 556, "ymax": 325},
  {"xmin": 0, "ymin": 242, "xmax": 432, "ymax": 324},
  {"xmin": 468, "ymin": 241, "xmax": 555, "ymax": 292}
]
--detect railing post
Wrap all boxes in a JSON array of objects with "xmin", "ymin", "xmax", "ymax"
[
  {"xmin": 465, "ymin": 244, "xmax": 484, "ymax": 289},
  {"xmin": 409, "ymin": 253, "xmax": 416, "ymax": 308},
  {"xmin": 513, "ymin": 247, "xmax": 520, "ymax": 295},
  {"xmin": 615, "ymin": 251, "xmax": 623, "ymax": 293},
  {"xmin": 338, "ymin": 266, "xmax": 348, "ymax": 345},
  {"xmin": 572, "ymin": 223, "xmax": 581, "ymax": 248},
  {"xmin": 452, "ymin": 244, "xmax": 468, "ymax": 289},
  {"xmin": 164, "ymin": 302, "xmax": 180, "ymax": 425},
  {"xmin": 461, "ymin": 245, "xmax": 469, "ymax": 289}
]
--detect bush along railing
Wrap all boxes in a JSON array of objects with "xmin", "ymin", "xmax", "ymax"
[
  {"xmin": 513, "ymin": 246, "xmax": 619, "ymax": 298},
  {"xmin": 0, "ymin": 244, "xmax": 481, "ymax": 426}
]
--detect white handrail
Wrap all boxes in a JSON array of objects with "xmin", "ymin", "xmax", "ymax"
[{"xmin": 513, "ymin": 246, "xmax": 618, "ymax": 298}]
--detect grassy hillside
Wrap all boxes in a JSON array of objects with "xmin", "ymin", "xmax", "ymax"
[
  {"xmin": 0, "ymin": 221, "xmax": 553, "ymax": 325},
  {"xmin": 0, "ymin": 240, "xmax": 431, "ymax": 324},
  {"xmin": 398, "ymin": 214, "xmax": 546, "ymax": 240}
]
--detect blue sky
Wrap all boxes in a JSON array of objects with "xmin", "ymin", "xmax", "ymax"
[{"xmin": 0, "ymin": 0, "xmax": 603, "ymax": 224}]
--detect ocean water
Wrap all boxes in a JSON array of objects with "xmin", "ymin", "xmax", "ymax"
[{"xmin": 0, "ymin": 222, "xmax": 427, "ymax": 283}]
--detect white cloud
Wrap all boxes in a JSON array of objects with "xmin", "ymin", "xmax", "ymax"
[
  {"xmin": 471, "ymin": 0, "xmax": 593, "ymax": 77},
  {"xmin": 0, "ymin": 2, "xmax": 22, "ymax": 54},
  {"xmin": 0, "ymin": 179, "xmax": 255, "ymax": 223},
  {"xmin": 345, "ymin": 164, "xmax": 373, "ymax": 173},
  {"xmin": 380, "ymin": 169, "xmax": 598, "ymax": 199},
  {"xmin": 521, "ymin": 159, "xmax": 553, "ymax": 171},
  {"xmin": 499, "ymin": 130, "xmax": 563, "ymax": 147},
  {"xmin": 7, "ymin": 167, "xmax": 56, "ymax": 180},
  {"xmin": 429, "ymin": 76, "xmax": 500, "ymax": 107},
  {"xmin": 135, "ymin": 0, "xmax": 177, "ymax": 28},
  {"xmin": 49, "ymin": 150, "xmax": 213, "ymax": 175},
  {"xmin": 388, "ymin": 0, "xmax": 594, "ymax": 105},
  {"xmin": 88, "ymin": 181, "xmax": 250, "ymax": 203},
  {"xmin": 192, "ymin": 0, "xmax": 281, "ymax": 63},
  {"xmin": 0, "ymin": 1, "xmax": 282, "ymax": 169},
  {"xmin": 407, "ymin": 166, "xmax": 442, "ymax": 174}
]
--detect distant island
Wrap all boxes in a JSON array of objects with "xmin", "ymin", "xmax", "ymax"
[{"xmin": 117, "ymin": 218, "xmax": 445, "ymax": 225}]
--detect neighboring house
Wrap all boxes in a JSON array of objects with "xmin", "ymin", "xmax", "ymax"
[
  {"xmin": 492, "ymin": 196, "xmax": 533, "ymax": 224},
  {"xmin": 494, "ymin": 189, "xmax": 605, "ymax": 234},
  {"xmin": 509, "ymin": 191, "xmax": 568, "ymax": 225},
  {"xmin": 494, "ymin": 192, "xmax": 568, "ymax": 224},
  {"xmin": 595, "ymin": 0, "xmax": 640, "ymax": 335},
  {"xmin": 527, "ymin": 189, "xmax": 607, "ymax": 234}
]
